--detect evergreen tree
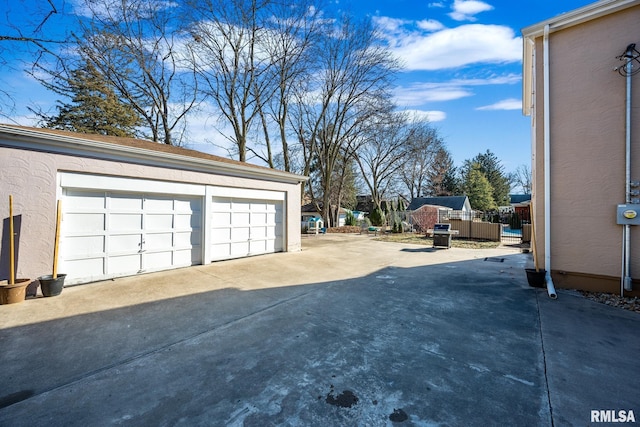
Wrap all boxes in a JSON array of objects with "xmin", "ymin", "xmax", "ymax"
[
  {"xmin": 425, "ymin": 147, "xmax": 455, "ymax": 196},
  {"xmin": 462, "ymin": 150, "xmax": 511, "ymax": 206},
  {"xmin": 441, "ymin": 166, "xmax": 461, "ymax": 196},
  {"xmin": 463, "ymin": 163, "xmax": 496, "ymax": 211},
  {"xmin": 42, "ymin": 62, "xmax": 142, "ymax": 137}
]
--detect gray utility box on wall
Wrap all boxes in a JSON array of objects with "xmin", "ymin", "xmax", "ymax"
[{"xmin": 617, "ymin": 204, "xmax": 640, "ymax": 225}]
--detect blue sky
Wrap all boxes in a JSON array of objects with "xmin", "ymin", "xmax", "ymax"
[{"xmin": 1, "ymin": 0, "xmax": 596, "ymax": 173}]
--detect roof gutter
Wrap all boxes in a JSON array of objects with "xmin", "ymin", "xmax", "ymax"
[
  {"xmin": 0, "ymin": 125, "xmax": 308, "ymax": 185},
  {"xmin": 522, "ymin": 0, "xmax": 639, "ymax": 39},
  {"xmin": 522, "ymin": 0, "xmax": 640, "ymax": 117}
]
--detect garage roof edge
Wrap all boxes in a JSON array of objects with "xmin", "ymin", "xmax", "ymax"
[{"xmin": 0, "ymin": 124, "xmax": 308, "ymax": 185}]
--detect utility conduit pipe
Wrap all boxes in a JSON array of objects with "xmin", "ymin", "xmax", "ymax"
[
  {"xmin": 622, "ymin": 43, "xmax": 634, "ymax": 293},
  {"xmin": 543, "ymin": 24, "xmax": 557, "ymax": 300}
]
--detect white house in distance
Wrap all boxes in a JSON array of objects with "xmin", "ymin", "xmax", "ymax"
[
  {"xmin": 407, "ymin": 196, "xmax": 473, "ymax": 220},
  {"xmin": 0, "ymin": 125, "xmax": 307, "ymax": 286}
]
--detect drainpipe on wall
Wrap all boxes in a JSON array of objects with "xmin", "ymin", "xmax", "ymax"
[
  {"xmin": 622, "ymin": 43, "xmax": 634, "ymax": 293},
  {"xmin": 543, "ymin": 24, "xmax": 558, "ymax": 299}
]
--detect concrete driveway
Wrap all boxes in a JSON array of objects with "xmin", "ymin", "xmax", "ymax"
[{"xmin": 0, "ymin": 234, "xmax": 638, "ymax": 426}]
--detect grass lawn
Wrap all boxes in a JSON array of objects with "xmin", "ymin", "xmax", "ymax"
[{"xmin": 374, "ymin": 232, "xmax": 501, "ymax": 249}]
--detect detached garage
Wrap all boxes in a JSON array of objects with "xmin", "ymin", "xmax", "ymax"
[{"xmin": 0, "ymin": 125, "xmax": 306, "ymax": 285}]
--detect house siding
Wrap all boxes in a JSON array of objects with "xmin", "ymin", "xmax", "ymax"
[
  {"xmin": 528, "ymin": 3, "xmax": 640, "ymax": 293},
  {"xmin": 0, "ymin": 143, "xmax": 302, "ymax": 284}
]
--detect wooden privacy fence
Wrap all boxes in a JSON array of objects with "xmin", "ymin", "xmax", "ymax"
[{"xmin": 447, "ymin": 219, "xmax": 501, "ymax": 241}]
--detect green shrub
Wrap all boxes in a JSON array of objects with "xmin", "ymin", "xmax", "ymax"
[
  {"xmin": 509, "ymin": 213, "xmax": 522, "ymax": 230},
  {"xmin": 369, "ymin": 207, "xmax": 386, "ymax": 226},
  {"xmin": 345, "ymin": 210, "xmax": 356, "ymax": 226}
]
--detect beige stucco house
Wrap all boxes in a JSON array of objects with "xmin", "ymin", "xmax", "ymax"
[
  {"xmin": 522, "ymin": 0, "xmax": 640, "ymax": 295},
  {"xmin": 0, "ymin": 125, "xmax": 306, "ymax": 287}
]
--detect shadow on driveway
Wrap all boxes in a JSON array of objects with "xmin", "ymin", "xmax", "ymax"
[{"xmin": 0, "ymin": 236, "xmax": 637, "ymax": 426}]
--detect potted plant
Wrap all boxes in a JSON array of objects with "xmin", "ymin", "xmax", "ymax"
[
  {"xmin": 0, "ymin": 196, "xmax": 30, "ymax": 304},
  {"xmin": 38, "ymin": 200, "xmax": 66, "ymax": 297}
]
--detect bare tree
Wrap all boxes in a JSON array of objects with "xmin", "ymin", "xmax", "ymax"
[
  {"xmin": 253, "ymin": 1, "xmax": 323, "ymax": 171},
  {"xmin": 188, "ymin": 0, "xmax": 271, "ymax": 161},
  {"xmin": 400, "ymin": 124, "xmax": 446, "ymax": 198},
  {"xmin": 292, "ymin": 15, "xmax": 399, "ymax": 226},
  {"xmin": 39, "ymin": 0, "xmax": 199, "ymax": 145},
  {"xmin": 354, "ymin": 108, "xmax": 415, "ymax": 212},
  {"xmin": 0, "ymin": 0, "xmax": 68, "ymax": 117},
  {"xmin": 511, "ymin": 164, "xmax": 532, "ymax": 194}
]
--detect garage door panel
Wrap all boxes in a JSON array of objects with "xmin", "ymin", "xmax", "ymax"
[
  {"xmin": 231, "ymin": 241, "xmax": 249, "ymax": 256},
  {"xmin": 174, "ymin": 198, "xmax": 199, "ymax": 211},
  {"xmin": 108, "ymin": 254, "xmax": 142, "ymax": 275},
  {"xmin": 212, "ymin": 228, "xmax": 231, "ymax": 241},
  {"xmin": 252, "ymin": 226, "xmax": 267, "ymax": 238},
  {"xmin": 251, "ymin": 212, "xmax": 267, "ymax": 225},
  {"xmin": 109, "ymin": 213, "xmax": 142, "ymax": 231},
  {"xmin": 146, "ymin": 214, "xmax": 174, "ymax": 230},
  {"xmin": 232, "ymin": 227, "xmax": 250, "ymax": 241},
  {"xmin": 110, "ymin": 194, "xmax": 143, "ymax": 210},
  {"xmin": 211, "ymin": 243, "xmax": 231, "ymax": 260},
  {"xmin": 145, "ymin": 232, "xmax": 173, "ymax": 250},
  {"xmin": 62, "ymin": 189, "xmax": 203, "ymax": 284},
  {"xmin": 174, "ymin": 249, "xmax": 198, "ymax": 265},
  {"xmin": 265, "ymin": 240, "xmax": 275, "ymax": 252},
  {"xmin": 110, "ymin": 234, "xmax": 142, "ymax": 253},
  {"xmin": 212, "ymin": 212, "xmax": 231, "ymax": 224},
  {"xmin": 63, "ymin": 235, "xmax": 105, "ymax": 257},
  {"xmin": 174, "ymin": 213, "xmax": 198, "ymax": 229},
  {"xmin": 66, "ymin": 191, "xmax": 105, "ymax": 209},
  {"xmin": 144, "ymin": 251, "xmax": 173, "ymax": 270},
  {"xmin": 250, "ymin": 240, "xmax": 266, "ymax": 254},
  {"xmin": 175, "ymin": 231, "xmax": 200, "ymax": 246},
  {"xmin": 144, "ymin": 197, "xmax": 173, "ymax": 210},
  {"xmin": 210, "ymin": 196, "xmax": 284, "ymax": 261},
  {"xmin": 66, "ymin": 258, "xmax": 104, "ymax": 278},
  {"xmin": 234, "ymin": 212, "xmax": 250, "ymax": 226},
  {"xmin": 65, "ymin": 213, "xmax": 105, "ymax": 232}
]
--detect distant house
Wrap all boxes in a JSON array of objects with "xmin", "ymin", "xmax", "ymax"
[
  {"xmin": 509, "ymin": 194, "xmax": 531, "ymax": 222},
  {"xmin": 407, "ymin": 196, "xmax": 473, "ymax": 220},
  {"xmin": 522, "ymin": 0, "xmax": 640, "ymax": 295},
  {"xmin": 301, "ymin": 203, "xmax": 350, "ymax": 227}
]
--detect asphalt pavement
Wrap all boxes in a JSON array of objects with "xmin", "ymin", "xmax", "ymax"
[{"xmin": 0, "ymin": 234, "xmax": 638, "ymax": 426}]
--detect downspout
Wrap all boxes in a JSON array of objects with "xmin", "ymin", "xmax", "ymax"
[
  {"xmin": 543, "ymin": 24, "xmax": 558, "ymax": 299},
  {"xmin": 622, "ymin": 44, "xmax": 633, "ymax": 293}
]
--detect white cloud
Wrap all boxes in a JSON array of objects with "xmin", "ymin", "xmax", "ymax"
[
  {"xmin": 373, "ymin": 16, "xmax": 411, "ymax": 33},
  {"xmin": 448, "ymin": 0, "xmax": 493, "ymax": 22},
  {"xmin": 386, "ymin": 24, "xmax": 521, "ymax": 71},
  {"xmin": 394, "ymin": 75, "xmax": 520, "ymax": 107},
  {"xmin": 405, "ymin": 109, "xmax": 447, "ymax": 122},
  {"xmin": 416, "ymin": 19, "xmax": 445, "ymax": 32},
  {"xmin": 428, "ymin": 2, "xmax": 446, "ymax": 8},
  {"xmin": 476, "ymin": 98, "xmax": 522, "ymax": 111},
  {"xmin": 395, "ymin": 83, "xmax": 473, "ymax": 105}
]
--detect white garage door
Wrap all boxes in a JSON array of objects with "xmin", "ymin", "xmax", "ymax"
[
  {"xmin": 210, "ymin": 197, "xmax": 283, "ymax": 261},
  {"xmin": 60, "ymin": 190, "xmax": 202, "ymax": 284}
]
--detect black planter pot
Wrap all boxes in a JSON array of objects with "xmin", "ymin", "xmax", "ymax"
[
  {"xmin": 525, "ymin": 268, "xmax": 546, "ymax": 288},
  {"xmin": 38, "ymin": 274, "xmax": 66, "ymax": 297}
]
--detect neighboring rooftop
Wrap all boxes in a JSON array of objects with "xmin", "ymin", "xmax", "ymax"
[{"xmin": 407, "ymin": 196, "xmax": 469, "ymax": 211}]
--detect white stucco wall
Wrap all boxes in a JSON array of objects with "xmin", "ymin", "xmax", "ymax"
[{"xmin": 0, "ymin": 143, "xmax": 302, "ymax": 283}]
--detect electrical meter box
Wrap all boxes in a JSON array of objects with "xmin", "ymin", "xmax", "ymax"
[{"xmin": 617, "ymin": 204, "xmax": 640, "ymax": 225}]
